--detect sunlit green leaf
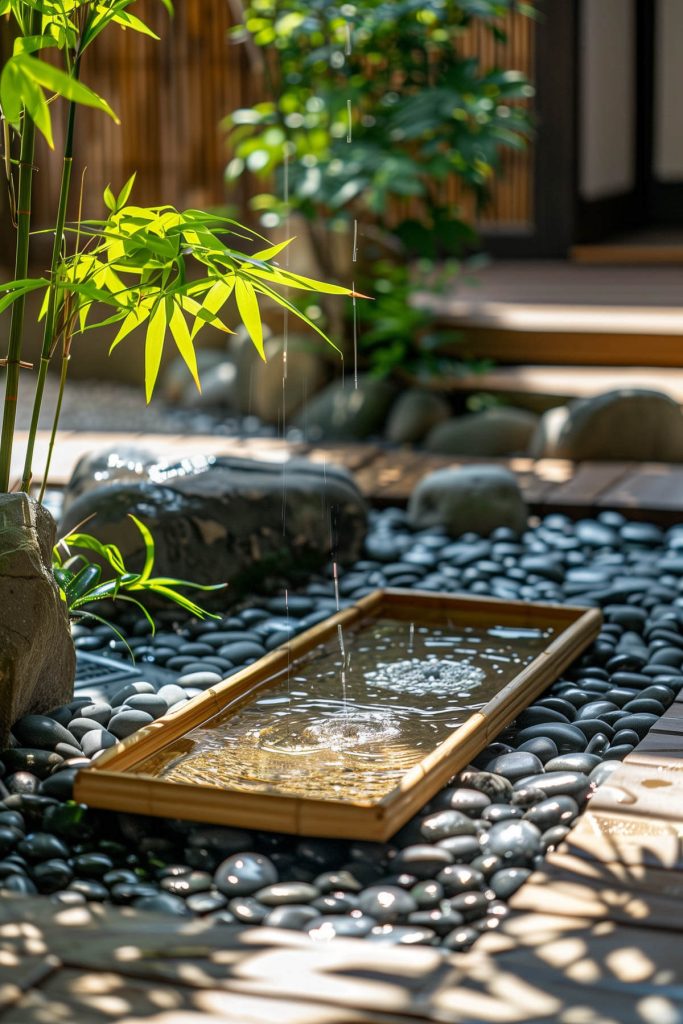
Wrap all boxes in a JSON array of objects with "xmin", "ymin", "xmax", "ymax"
[
  {"xmin": 234, "ymin": 276, "xmax": 265, "ymax": 359},
  {"xmin": 144, "ymin": 298, "xmax": 167, "ymax": 402}
]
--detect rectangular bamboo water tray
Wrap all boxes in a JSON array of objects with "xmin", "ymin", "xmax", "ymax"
[{"xmin": 74, "ymin": 590, "xmax": 602, "ymax": 840}]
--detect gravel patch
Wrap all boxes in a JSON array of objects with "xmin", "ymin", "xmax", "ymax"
[{"xmin": 1, "ymin": 507, "xmax": 681, "ymax": 950}]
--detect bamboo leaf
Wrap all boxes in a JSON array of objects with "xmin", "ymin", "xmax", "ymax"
[
  {"xmin": 144, "ymin": 298, "xmax": 167, "ymax": 402},
  {"xmin": 251, "ymin": 236, "xmax": 295, "ymax": 261},
  {"xmin": 189, "ymin": 277, "xmax": 235, "ymax": 340},
  {"xmin": 128, "ymin": 514, "xmax": 156, "ymax": 583},
  {"xmin": 109, "ymin": 302, "xmax": 150, "ymax": 353},
  {"xmin": 17, "ymin": 54, "xmax": 120, "ymax": 122},
  {"xmin": 234, "ymin": 276, "xmax": 264, "ymax": 359},
  {"xmin": 168, "ymin": 299, "xmax": 200, "ymax": 393}
]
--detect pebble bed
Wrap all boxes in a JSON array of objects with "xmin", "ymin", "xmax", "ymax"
[{"xmin": 1, "ymin": 507, "xmax": 682, "ymax": 951}]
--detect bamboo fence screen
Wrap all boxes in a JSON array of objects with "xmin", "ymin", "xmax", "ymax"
[{"xmin": 3, "ymin": 1, "xmax": 534, "ymax": 240}]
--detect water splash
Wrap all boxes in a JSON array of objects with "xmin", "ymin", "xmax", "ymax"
[{"xmin": 365, "ymin": 658, "xmax": 486, "ymax": 698}]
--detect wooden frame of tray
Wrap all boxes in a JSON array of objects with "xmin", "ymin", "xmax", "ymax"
[{"xmin": 74, "ymin": 589, "xmax": 602, "ymax": 841}]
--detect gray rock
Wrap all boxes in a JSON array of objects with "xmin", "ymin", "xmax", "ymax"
[
  {"xmin": 80, "ymin": 729, "xmax": 117, "ymax": 758},
  {"xmin": 490, "ymin": 867, "xmax": 531, "ymax": 900},
  {"xmin": 108, "ymin": 710, "xmax": 154, "ymax": 739},
  {"xmin": 233, "ymin": 333, "xmax": 330, "ymax": 423},
  {"xmin": 214, "ymin": 852, "xmax": 278, "ymax": 897},
  {"xmin": 254, "ymin": 882, "xmax": 320, "ymax": 906},
  {"xmin": 385, "ymin": 389, "xmax": 451, "ymax": 445},
  {"xmin": 60, "ymin": 456, "xmax": 367, "ymax": 607},
  {"xmin": 357, "ymin": 885, "xmax": 417, "ymax": 923},
  {"xmin": 408, "ymin": 465, "xmax": 527, "ymax": 538},
  {"xmin": 424, "ymin": 407, "xmax": 538, "ymax": 457},
  {"xmin": 294, "ymin": 374, "xmax": 396, "ymax": 441},
  {"xmin": 529, "ymin": 389, "xmax": 683, "ymax": 462},
  {"xmin": 483, "ymin": 820, "xmax": 542, "ymax": 864},
  {"xmin": 181, "ymin": 359, "xmax": 239, "ymax": 411},
  {"xmin": 307, "ymin": 914, "xmax": 377, "ymax": 939},
  {"xmin": 0, "ymin": 495, "xmax": 75, "ymax": 745},
  {"xmin": 162, "ymin": 349, "xmax": 229, "ymax": 404}
]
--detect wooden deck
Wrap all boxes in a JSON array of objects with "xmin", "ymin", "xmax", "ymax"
[{"xmin": 15, "ymin": 430, "xmax": 683, "ymax": 525}]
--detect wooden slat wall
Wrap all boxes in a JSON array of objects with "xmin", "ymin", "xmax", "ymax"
[{"xmin": 25, "ymin": 2, "xmax": 534, "ymax": 231}]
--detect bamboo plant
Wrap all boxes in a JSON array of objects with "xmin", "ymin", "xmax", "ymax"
[{"xmin": 0, "ymin": 0, "xmax": 356, "ymax": 623}]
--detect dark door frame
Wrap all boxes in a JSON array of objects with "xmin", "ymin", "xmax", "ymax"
[{"xmin": 483, "ymin": 1, "xmax": 579, "ymax": 258}]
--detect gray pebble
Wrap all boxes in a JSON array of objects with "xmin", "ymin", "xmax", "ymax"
[{"xmin": 108, "ymin": 710, "xmax": 154, "ymax": 739}]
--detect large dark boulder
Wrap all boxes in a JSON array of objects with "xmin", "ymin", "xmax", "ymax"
[
  {"xmin": 0, "ymin": 494, "xmax": 75, "ymax": 744},
  {"xmin": 59, "ymin": 454, "xmax": 368, "ymax": 606}
]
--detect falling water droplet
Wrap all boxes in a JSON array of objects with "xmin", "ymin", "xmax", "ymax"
[
  {"xmin": 346, "ymin": 99, "xmax": 352, "ymax": 143},
  {"xmin": 408, "ymin": 622, "xmax": 415, "ymax": 653},
  {"xmin": 332, "ymin": 561, "xmax": 340, "ymax": 611},
  {"xmin": 345, "ymin": 22, "xmax": 352, "ymax": 56},
  {"xmin": 352, "ymin": 218, "xmax": 358, "ymax": 262},
  {"xmin": 352, "ymin": 283, "xmax": 358, "ymax": 390}
]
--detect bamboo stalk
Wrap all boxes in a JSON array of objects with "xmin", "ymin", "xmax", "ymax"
[
  {"xmin": 21, "ymin": 63, "xmax": 81, "ymax": 493},
  {"xmin": 0, "ymin": 7, "xmax": 37, "ymax": 492}
]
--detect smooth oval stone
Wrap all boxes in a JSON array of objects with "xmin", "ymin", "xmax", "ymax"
[
  {"xmin": 407, "ymin": 908, "xmax": 464, "ymax": 936},
  {"xmin": 516, "ymin": 706, "xmax": 570, "ymax": 728},
  {"xmin": 54, "ymin": 743, "xmax": 82, "ymax": 761},
  {"xmin": 155, "ymin": 685, "xmax": 188, "ymax": 709},
  {"xmin": 357, "ymin": 885, "xmax": 417, "ymax": 923},
  {"xmin": 649, "ymin": 647, "xmax": 683, "ymax": 667},
  {"xmin": 512, "ymin": 771, "xmax": 590, "ymax": 802},
  {"xmin": 17, "ymin": 832, "xmax": 69, "ymax": 861},
  {"xmin": 623, "ymin": 698, "xmax": 665, "ymax": 715},
  {"xmin": 639, "ymin": 684, "xmax": 676, "ymax": 706},
  {"xmin": 214, "ymin": 852, "xmax": 278, "ymax": 897},
  {"xmin": 75, "ymin": 703, "xmax": 112, "ymax": 726},
  {"xmin": 307, "ymin": 914, "xmax": 377, "ymax": 939},
  {"xmin": 71, "ymin": 853, "xmax": 114, "ymax": 878},
  {"xmin": 255, "ymin": 882, "xmax": 320, "ymax": 907},
  {"xmin": 110, "ymin": 682, "xmax": 156, "ymax": 707},
  {"xmin": 12, "ymin": 716, "xmax": 74, "ymax": 752},
  {"xmin": 459, "ymin": 771, "xmax": 513, "ymax": 802},
  {"xmin": 612, "ymin": 729, "xmax": 641, "ymax": 747},
  {"xmin": 410, "ymin": 880, "xmax": 444, "ymax": 910},
  {"xmin": 123, "ymin": 694, "xmax": 169, "ymax": 719},
  {"xmin": 185, "ymin": 892, "xmax": 228, "ymax": 915},
  {"xmin": 535, "ymin": 823, "xmax": 567, "ymax": 852},
  {"xmin": 67, "ymin": 879, "xmax": 109, "ymax": 901},
  {"xmin": 436, "ymin": 864, "xmax": 485, "ymax": 896},
  {"xmin": 0, "ymin": 811, "xmax": 24, "ymax": 832},
  {"xmin": 68, "ymin": 718, "xmax": 104, "ymax": 741},
  {"xmin": 490, "ymin": 867, "xmax": 531, "ymax": 900},
  {"xmin": 5, "ymin": 772, "xmax": 39, "ymax": 796},
  {"xmin": 32, "ymin": 858, "xmax": 73, "ymax": 893},
  {"xmin": 604, "ymin": 605, "xmax": 647, "ymax": 631},
  {"xmin": 108, "ymin": 710, "xmax": 154, "ymax": 740},
  {"xmin": 535, "ymin": 697, "xmax": 577, "ymax": 719},
  {"xmin": 420, "ymin": 810, "xmax": 476, "ymax": 841},
  {"xmin": 481, "ymin": 804, "xmax": 523, "ymax": 823},
  {"xmin": 572, "ymin": 719, "xmax": 615, "ymax": 741},
  {"xmin": 367, "ymin": 923, "xmax": 438, "ymax": 946},
  {"xmin": 311, "ymin": 892, "xmax": 360, "ymax": 915},
  {"xmin": 435, "ymin": 836, "xmax": 481, "ymax": 862},
  {"xmin": 604, "ymin": 688, "xmax": 638, "ymax": 707},
  {"xmin": 523, "ymin": 796, "xmax": 579, "ymax": 830},
  {"xmin": 516, "ymin": 738, "xmax": 559, "ymax": 763},
  {"xmin": 431, "ymin": 788, "xmax": 491, "ymax": 816},
  {"xmin": 109, "ymin": 882, "xmax": 160, "ymax": 905},
  {"xmin": 444, "ymin": 890, "xmax": 490, "ymax": 921},
  {"xmin": 442, "ymin": 924, "xmax": 479, "ymax": 951},
  {"xmin": 161, "ymin": 871, "xmax": 213, "ymax": 897},
  {"xmin": 3, "ymin": 873, "xmax": 37, "ymax": 894},
  {"xmin": 2, "ymin": 749, "xmax": 62, "ymax": 779},
  {"xmin": 313, "ymin": 870, "xmax": 362, "ymax": 894},
  {"xmin": 176, "ymin": 671, "xmax": 223, "ymax": 691},
  {"xmin": 0, "ymin": 825, "xmax": 21, "ymax": 855},
  {"xmin": 80, "ymin": 730, "xmax": 117, "ymax": 758},
  {"xmin": 606, "ymin": 744, "xmax": 634, "ymax": 760},
  {"xmin": 543, "ymin": 753, "xmax": 602, "ymax": 774},
  {"xmin": 515, "ymin": 724, "xmax": 587, "ymax": 753},
  {"xmin": 575, "ymin": 701, "xmax": 619, "ymax": 720},
  {"xmin": 391, "ymin": 845, "xmax": 453, "ymax": 879},
  {"xmin": 483, "ymin": 820, "xmax": 542, "ymax": 864},
  {"xmin": 263, "ymin": 904, "xmax": 320, "ymax": 930},
  {"xmin": 134, "ymin": 892, "xmax": 190, "ymax": 916},
  {"xmin": 614, "ymin": 713, "xmax": 659, "ymax": 737},
  {"xmin": 38, "ymin": 769, "xmax": 80, "ymax": 802},
  {"xmin": 484, "ymin": 752, "xmax": 544, "ymax": 782},
  {"xmin": 217, "ymin": 641, "xmax": 266, "ymax": 663}
]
